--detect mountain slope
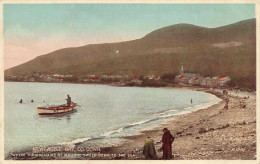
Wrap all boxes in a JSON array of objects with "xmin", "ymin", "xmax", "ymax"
[{"xmin": 5, "ymin": 19, "xmax": 256, "ymax": 88}]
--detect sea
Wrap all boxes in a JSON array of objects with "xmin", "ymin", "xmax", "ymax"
[{"xmin": 4, "ymin": 82, "xmax": 221, "ymax": 156}]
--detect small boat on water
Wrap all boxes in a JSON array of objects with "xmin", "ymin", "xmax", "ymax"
[{"xmin": 37, "ymin": 103, "xmax": 77, "ymax": 115}]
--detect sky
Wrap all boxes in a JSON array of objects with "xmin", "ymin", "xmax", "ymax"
[{"xmin": 3, "ymin": 4, "xmax": 255, "ymax": 70}]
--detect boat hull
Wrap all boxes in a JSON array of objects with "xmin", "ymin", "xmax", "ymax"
[{"xmin": 37, "ymin": 104, "xmax": 76, "ymax": 115}]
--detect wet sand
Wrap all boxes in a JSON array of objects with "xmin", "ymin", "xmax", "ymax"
[{"xmin": 7, "ymin": 87, "xmax": 256, "ymax": 160}]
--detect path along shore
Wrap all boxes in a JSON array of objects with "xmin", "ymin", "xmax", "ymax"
[{"xmin": 7, "ymin": 87, "xmax": 256, "ymax": 160}]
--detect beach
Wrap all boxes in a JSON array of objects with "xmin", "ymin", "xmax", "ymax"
[
  {"xmin": 7, "ymin": 87, "xmax": 256, "ymax": 160},
  {"xmin": 103, "ymin": 87, "xmax": 256, "ymax": 160}
]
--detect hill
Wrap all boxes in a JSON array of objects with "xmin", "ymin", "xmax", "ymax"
[{"xmin": 5, "ymin": 19, "xmax": 256, "ymax": 89}]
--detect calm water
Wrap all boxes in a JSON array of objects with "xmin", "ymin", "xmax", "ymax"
[{"xmin": 4, "ymin": 82, "xmax": 221, "ymax": 156}]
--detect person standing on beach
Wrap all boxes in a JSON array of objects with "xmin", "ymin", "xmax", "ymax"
[
  {"xmin": 242, "ymin": 101, "xmax": 246, "ymax": 108},
  {"xmin": 143, "ymin": 137, "xmax": 156, "ymax": 159},
  {"xmin": 162, "ymin": 128, "xmax": 174, "ymax": 159},
  {"xmin": 224, "ymin": 102, "xmax": 229, "ymax": 110},
  {"xmin": 224, "ymin": 98, "xmax": 229, "ymax": 110},
  {"xmin": 191, "ymin": 99, "xmax": 192, "ymax": 104}
]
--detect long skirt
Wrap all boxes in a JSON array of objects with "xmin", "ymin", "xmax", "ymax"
[{"xmin": 163, "ymin": 146, "xmax": 172, "ymax": 159}]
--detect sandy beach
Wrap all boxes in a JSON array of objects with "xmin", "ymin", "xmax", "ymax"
[
  {"xmin": 94, "ymin": 87, "xmax": 256, "ymax": 160},
  {"xmin": 7, "ymin": 87, "xmax": 256, "ymax": 160}
]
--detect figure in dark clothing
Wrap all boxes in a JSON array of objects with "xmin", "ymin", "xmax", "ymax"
[
  {"xmin": 225, "ymin": 98, "xmax": 229, "ymax": 104},
  {"xmin": 162, "ymin": 128, "xmax": 174, "ymax": 159},
  {"xmin": 224, "ymin": 102, "xmax": 229, "ymax": 110},
  {"xmin": 66, "ymin": 95, "xmax": 71, "ymax": 107},
  {"xmin": 19, "ymin": 99, "xmax": 23, "ymax": 104},
  {"xmin": 223, "ymin": 98, "xmax": 229, "ymax": 110},
  {"xmin": 143, "ymin": 137, "xmax": 156, "ymax": 159}
]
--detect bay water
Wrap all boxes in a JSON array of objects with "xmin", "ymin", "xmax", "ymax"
[{"xmin": 4, "ymin": 82, "xmax": 221, "ymax": 156}]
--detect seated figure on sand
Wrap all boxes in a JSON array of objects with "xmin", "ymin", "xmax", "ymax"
[{"xmin": 143, "ymin": 137, "xmax": 156, "ymax": 159}]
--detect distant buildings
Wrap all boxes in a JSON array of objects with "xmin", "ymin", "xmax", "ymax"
[
  {"xmin": 83, "ymin": 75, "xmax": 99, "ymax": 82},
  {"xmin": 130, "ymin": 78, "xmax": 143, "ymax": 85},
  {"xmin": 175, "ymin": 65, "xmax": 231, "ymax": 88},
  {"xmin": 5, "ymin": 66, "xmax": 232, "ymax": 88},
  {"xmin": 147, "ymin": 75, "xmax": 160, "ymax": 81}
]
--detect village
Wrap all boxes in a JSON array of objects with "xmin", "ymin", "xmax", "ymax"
[
  {"xmin": 5, "ymin": 65, "xmax": 233, "ymax": 89},
  {"xmin": 174, "ymin": 65, "xmax": 231, "ymax": 88},
  {"xmin": 5, "ymin": 73, "xmax": 153, "ymax": 86}
]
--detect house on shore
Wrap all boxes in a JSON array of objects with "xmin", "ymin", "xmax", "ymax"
[
  {"xmin": 130, "ymin": 78, "xmax": 143, "ymax": 85},
  {"xmin": 175, "ymin": 65, "xmax": 231, "ymax": 88}
]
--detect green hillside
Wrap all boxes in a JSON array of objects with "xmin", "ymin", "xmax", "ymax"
[{"xmin": 5, "ymin": 19, "xmax": 256, "ymax": 89}]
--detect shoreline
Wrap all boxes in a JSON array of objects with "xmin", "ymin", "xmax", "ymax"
[
  {"xmin": 6, "ymin": 86, "xmax": 256, "ymax": 160},
  {"xmin": 103, "ymin": 87, "xmax": 256, "ymax": 160}
]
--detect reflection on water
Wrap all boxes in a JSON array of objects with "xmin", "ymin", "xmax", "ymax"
[{"xmin": 66, "ymin": 115, "xmax": 71, "ymax": 123}]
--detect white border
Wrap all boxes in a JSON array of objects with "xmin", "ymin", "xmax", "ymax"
[{"xmin": 0, "ymin": 1, "xmax": 258, "ymax": 164}]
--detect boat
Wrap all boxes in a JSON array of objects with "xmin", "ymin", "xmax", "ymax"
[{"xmin": 37, "ymin": 103, "xmax": 77, "ymax": 115}]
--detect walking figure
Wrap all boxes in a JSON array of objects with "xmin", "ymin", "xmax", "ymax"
[{"xmin": 162, "ymin": 128, "xmax": 174, "ymax": 159}]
